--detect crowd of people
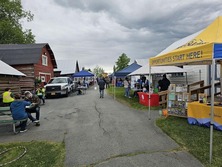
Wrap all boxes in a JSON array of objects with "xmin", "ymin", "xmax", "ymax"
[
  {"xmin": 2, "ymin": 74, "xmax": 171, "ymax": 133},
  {"xmin": 2, "ymin": 85, "xmax": 45, "ymax": 133},
  {"xmin": 122, "ymin": 74, "xmax": 171, "ymax": 98},
  {"xmin": 95, "ymin": 74, "xmax": 170, "ymax": 99}
]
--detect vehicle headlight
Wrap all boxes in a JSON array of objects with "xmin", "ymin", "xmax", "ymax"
[{"xmin": 61, "ymin": 85, "xmax": 68, "ymax": 90}]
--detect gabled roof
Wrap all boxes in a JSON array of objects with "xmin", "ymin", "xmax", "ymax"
[
  {"xmin": 72, "ymin": 70, "xmax": 94, "ymax": 77},
  {"xmin": 0, "ymin": 43, "xmax": 57, "ymax": 68},
  {"xmin": 75, "ymin": 60, "xmax": 80, "ymax": 73},
  {"xmin": 0, "ymin": 60, "xmax": 26, "ymax": 76},
  {"xmin": 114, "ymin": 62, "xmax": 142, "ymax": 77},
  {"xmin": 56, "ymin": 59, "xmax": 76, "ymax": 75},
  {"xmin": 135, "ymin": 59, "xmax": 148, "ymax": 66}
]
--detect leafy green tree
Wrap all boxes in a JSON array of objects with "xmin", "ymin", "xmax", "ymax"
[
  {"xmin": 0, "ymin": 0, "xmax": 35, "ymax": 44},
  {"xmin": 93, "ymin": 65, "xmax": 104, "ymax": 78},
  {"xmin": 115, "ymin": 53, "xmax": 130, "ymax": 71}
]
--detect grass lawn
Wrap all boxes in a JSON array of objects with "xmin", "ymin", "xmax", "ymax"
[
  {"xmin": 107, "ymin": 86, "xmax": 222, "ymax": 167},
  {"xmin": 156, "ymin": 116, "xmax": 222, "ymax": 167},
  {"xmin": 0, "ymin": 141, "xmax": 65, "ymax": 167}
]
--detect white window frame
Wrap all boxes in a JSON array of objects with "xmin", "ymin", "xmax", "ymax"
[
  {"xmin": 42, "ymin": 55, "xmax": 48, "ymax": 66},
  {"xmin": 41, "ymin": 76, "xmax": 45, "ymax": 82}
]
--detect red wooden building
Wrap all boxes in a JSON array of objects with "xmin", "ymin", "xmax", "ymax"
[{"xmin": 0, "ymin": 43, "xmax": 57, "ymax": 92}]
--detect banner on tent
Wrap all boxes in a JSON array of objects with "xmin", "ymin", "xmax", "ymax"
[
  {"xmin": 150, "ymin": 43, "xmax": 213, "ymax": 66},
  {"xmin": 187, "ymin": 102, "xmax": 222, "ymax": 131},
  {"xmin": 214, "ymin": 43, "xmax": 222, "ymax": 59}
]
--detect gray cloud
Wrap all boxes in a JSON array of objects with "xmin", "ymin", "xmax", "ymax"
[{"xmin": 21, "ymin": 0, "xmax": 222, "ymax": 72}]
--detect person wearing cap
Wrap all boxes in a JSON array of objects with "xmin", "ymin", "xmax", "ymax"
[
  {"xmin": 10, "ymin": 93, "xmax": 30, "ymax": 133},
  {"xmin": 24, "ymin": 91, "xmax": 41, "ymax": 126},
  {"xmin": 2, "ymin": 88, "xmax": 14, "ymax": 106}
]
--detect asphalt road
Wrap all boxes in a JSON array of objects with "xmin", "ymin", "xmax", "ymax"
[{"xmin": 0, "ymin": 86, "xmax": 203, "ymax": 167}]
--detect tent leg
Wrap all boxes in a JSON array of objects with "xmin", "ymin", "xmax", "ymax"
[
  {"xmin": 209, "ymin": 58, "xmax": 215, "ymax": 164},
  {"xmin": 185, "ymin": 72, "xmax": 188, "ymax": 85},
  {"xmin": 148, "ymin": 65, "xmax": 151, "ymax": 120}
]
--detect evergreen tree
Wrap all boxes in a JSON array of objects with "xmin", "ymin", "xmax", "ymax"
[{"xmin": 115, "ymin": 53, "xmax": 130, "ymax": 71}]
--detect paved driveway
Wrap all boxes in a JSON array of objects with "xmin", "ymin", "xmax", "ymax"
[{"xmin": 0, "ymin": 86, "xmax": 203, "ymax": 167}]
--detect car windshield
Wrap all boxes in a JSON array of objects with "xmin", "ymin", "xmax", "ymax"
[{"xmin": 49, "ymin": 78, "xmax": 67, "ymax": 84}]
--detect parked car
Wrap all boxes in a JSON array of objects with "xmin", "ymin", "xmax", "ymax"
[{"xmin": 44, "ymin": 77, "xmax": 74, "ymax": 97}]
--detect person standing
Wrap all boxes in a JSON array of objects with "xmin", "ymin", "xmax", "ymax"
[
  {"xmin": 159, "ymin": 74, "xmax": 171, "ymax": 91},
  {"xmin": 105, "ymin": 76, "xmax": 110, "ymax": 89},
  {"xmin": 2, "ymin": 88, "xmax": 14, "ymax": 106},
  {"xmin": 98, "ymin": 77, "xmax": 105, "ymax": 98},
  {"xmin": 124, "ymin": 77, "xmax": 131, "ymax": 98},
  {"xmin": 36, "ymin": 86, "xmax": 45, "ymax": 104},
  {"xmin": 10, "ymin": 93, "xmax": 30, "ymax": 133}
]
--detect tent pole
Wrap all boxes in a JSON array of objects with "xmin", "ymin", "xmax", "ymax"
[
  {"xmin": 112, "ymin": 75, "xmax": 113, "ymax": 99},
  {"xmin": 210, "ymin": 58, "xmax": 215, "ymax": 164},
  {"xmin": 199, "ymin": 69, "xmax": 201, "ymax": 81},
  {"xmin": 148, "ymin": 64, "xmax": 151, "ymax": 120},
  {"xmin": 220, "ymin": 62, "xmax": 222, "ymax": 99},
  {"xmin": 114, "ymin": 76, "xmax": 116, "ymax": 100}
]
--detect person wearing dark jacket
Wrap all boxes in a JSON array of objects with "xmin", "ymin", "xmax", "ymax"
[
  {"xmin": 159, "ymin": 74, "xmax": 171, "ymax": 91},
  {"xmin": 98, "ymin": 78, "xmax": 106, "ymax": 98},
  {"xmin": 24, "ymin": 91, "xmax": 41, "ymax": 126},
  {"xmin": 10, "ymin": 93, "xmax": 30, "ymax": 133}
]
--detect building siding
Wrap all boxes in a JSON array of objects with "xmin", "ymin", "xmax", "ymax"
[
  {"xmin": 34, "ymin": 49, "xmax": 54, "ymax": 83},
  {"xmin": 12, "ymin": 64, "xmax": 35, "ymax": 92},
  {"xmin": 0, "ymin": 75, "xmax": 22, "ymax": 105}
]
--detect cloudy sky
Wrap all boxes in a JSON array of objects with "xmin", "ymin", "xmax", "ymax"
[{"xmin": 21, "ymin": 0, "xmax": 222, "ymax": 73}]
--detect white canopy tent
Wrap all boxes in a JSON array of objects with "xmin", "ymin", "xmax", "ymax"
[
  {"xmin": 128, "ymin": 59, "xmax": 188, "ymax": 88},
  {"xmin": 128, "ymin": 64, "xmax": 186, "ymax": 76},
  {"xmin": 156, "ymin": 30, "xmax": 203, "ymax": 57}
]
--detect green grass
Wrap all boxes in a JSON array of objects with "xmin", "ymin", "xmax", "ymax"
[
  {"xmin": 107, "ymin": 86, "xmax": 222, "ymax": 166},
  {"xmin": 156, "ymin": 116, "xmax": 222, "ymax": 167},
  {"xmin": 106, "ymin": 86, "xmax": 160, "ymax": 110},
  {"xmin": 0, "ymin": 141, "xmax": 65, "ymax": 167}
]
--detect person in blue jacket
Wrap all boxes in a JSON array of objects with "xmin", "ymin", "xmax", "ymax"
[{"xmin": 10, "ymin": 93, "xmax": 31, "ymax": 133}]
